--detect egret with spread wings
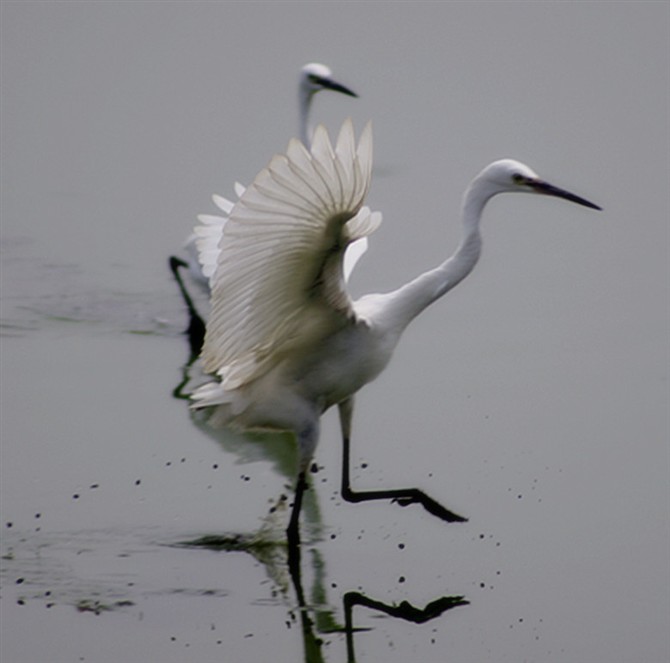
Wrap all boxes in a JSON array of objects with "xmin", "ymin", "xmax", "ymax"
[{"xmin": 191, "ymin": 119, "xmax": 601, "ymax": 543}]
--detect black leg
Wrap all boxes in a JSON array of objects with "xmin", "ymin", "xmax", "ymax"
[
  {"xmin": 169, "ymin": 256, "xmax": 206, "ymax": 358},
  {"xmin": 338, "ymin": 399, "xmax": 468, "ymax": 523}
]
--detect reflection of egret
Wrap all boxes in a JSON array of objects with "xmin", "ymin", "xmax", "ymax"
[
  {"xmin": 170, "ymin": 63, "xmax": 358, "ymax": 294},
  {"xmin": 191, "ymin": 119, "xmax": 601, "ymax": 544}
]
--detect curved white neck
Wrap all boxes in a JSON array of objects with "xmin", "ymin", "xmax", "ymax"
[{"xmin": 370, "ymin": 177, "xmax": 494, "ymax": 335}]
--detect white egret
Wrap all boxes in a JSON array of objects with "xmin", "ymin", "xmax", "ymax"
[{"xmin": 191, "ymin": 119, "xmax": 601, "ymax": 542}]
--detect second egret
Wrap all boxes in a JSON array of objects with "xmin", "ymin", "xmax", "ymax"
[
  {"xmin": 169, "ymin": 64, "xmax": 358, "ymax": 356},
  {"xmin": 171, "ymin": 63, "xmax": 358, "ymax": 291}
]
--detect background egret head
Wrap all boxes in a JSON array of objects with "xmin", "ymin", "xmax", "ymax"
[{"xmin": 298, "ymin": 63, "xmax": 358, "ymax": 145}]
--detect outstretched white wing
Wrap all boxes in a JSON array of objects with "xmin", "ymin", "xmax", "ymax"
[{"xmin": 201, "ymin": 119, "xmax": 381, "ymax": 389}]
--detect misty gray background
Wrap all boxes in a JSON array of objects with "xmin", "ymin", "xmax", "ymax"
[{"xmin": 1, "ymin": 2, "xmax": 668, "ymax": 662}]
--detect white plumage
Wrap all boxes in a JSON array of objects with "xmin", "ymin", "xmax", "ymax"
[
  {"xmin": 201, "ymin": 121, "xmax": 379, "ymax": 388},
  {"xmin": 192, "ymin": 121, "xmax": 385, "ymax": 461}
]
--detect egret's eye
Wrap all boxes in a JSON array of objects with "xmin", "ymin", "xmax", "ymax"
[{"xmin": 512, "ymin": 173, "xmax": 526, "ymax": 185}]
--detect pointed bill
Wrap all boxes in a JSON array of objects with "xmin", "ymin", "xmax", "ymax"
[{"xmin": 530, "ymin": 180, "xmax": 602, "ymax": 210}]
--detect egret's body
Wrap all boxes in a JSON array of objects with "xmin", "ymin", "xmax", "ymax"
[
  {"xmin": 198, "ymin": 315, "xmax": 390, "ymax": 453},
  {"xmin": 191, "ymin": 120, "xmax": 600, "ymax": 537}
]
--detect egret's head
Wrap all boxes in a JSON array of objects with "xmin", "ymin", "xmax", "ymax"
[
  {"xmin": 476, "ymin": 159, "xmax": 601, "ymax": 210},
  {"xmin": 300, "ymin": 63, "xmax": 358, "ymax": 99}
]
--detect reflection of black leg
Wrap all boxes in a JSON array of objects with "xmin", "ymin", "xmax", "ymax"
[
  {"xmin": 287, "ymin": 471, "xmax": 307, "ymax": 580},
  {"xmin": 344, "ymin": 590, "xmax": 468, "ymax": 661},
  {"xmin": 285, "ymin": 506, "xmax": 326, "ymax": 662},
  {"xmin": 338, "ymin": 399, "xmax": 468, "ymax": 524},
  {"xmin": 169, "ymin": 256, "xmax": 206, "ymax": 358}
]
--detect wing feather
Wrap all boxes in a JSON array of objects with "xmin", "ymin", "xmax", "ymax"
[
  {"xmin": 212, "ymin": 194, "xmax": 234, "ymax": 214},
  {"xmin": 193, "ymin": 212, "xmax": 229, "ymax": 282},
  {"xmin": 200, "ymin": 119, "xmax": 381, "ymax": 387}
]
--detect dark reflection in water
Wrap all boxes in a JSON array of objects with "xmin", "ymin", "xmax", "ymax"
[
  {"xmin": 342, "ymin": 592, "xmax": 468, "ymax": 663},
  {"xmin": 172, "ymin": 349, "xmax": 469, "ymax": 662},
  {"xmin": 179, "ymin": 518, "xmax": 468, "ymax": 663}
]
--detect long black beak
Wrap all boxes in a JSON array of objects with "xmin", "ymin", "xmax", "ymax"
[
  {"xmin": 317, "ymin": 77, "xmax": 358, "ymax": 98},
  {"xmin": 531, "ymin": 180, "xmax": 602, "ymax": 210}
]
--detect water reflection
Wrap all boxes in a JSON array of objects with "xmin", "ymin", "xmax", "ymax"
[
  {"xmin": 341, "ymin": 591, "xmax": 468, "ymax": 663},
  {"xmin": 178, "ymin": 504, "xmax": 468, "ymax": 663},
  {"xmin": 172, "ymin": 354, "xmax": 469, "ymax": 662}
]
